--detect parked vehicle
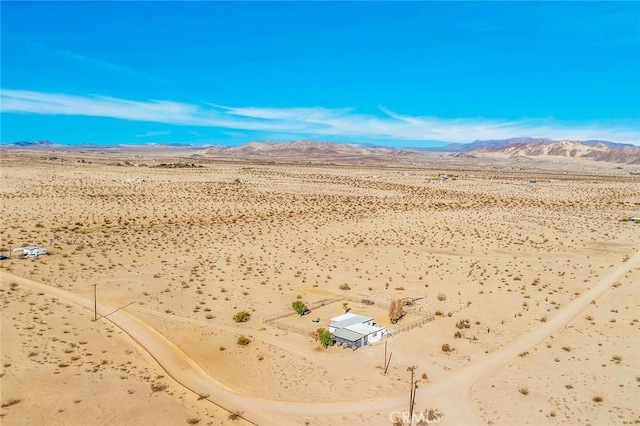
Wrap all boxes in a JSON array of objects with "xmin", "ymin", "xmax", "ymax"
[{"xmin": 12, "ymin": 246, "xmax": 48, "ymax": 258}]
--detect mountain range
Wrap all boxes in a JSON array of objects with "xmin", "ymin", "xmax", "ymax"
[
  {"xmin": 4, "ymin": 138, "xmax": 640, "ymax": 165},
  {"xmin": 193, "ymin": 138, "xmax": 640, "ymax": 165}
]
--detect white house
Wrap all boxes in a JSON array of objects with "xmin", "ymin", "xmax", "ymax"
[
  {"xmin": 13, "ymin": 246, "xmax": 47, "ymax": 258},
  {"xmin": 329, "ymin": 313, "xmax": 387, "ymax": 349}
]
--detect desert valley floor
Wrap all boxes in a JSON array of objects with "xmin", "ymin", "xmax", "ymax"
[{"xmin": 1, "ymin": 148, "xmax": 639, "ymax": 425}]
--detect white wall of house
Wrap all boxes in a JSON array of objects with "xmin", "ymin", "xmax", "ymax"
[{"xmin": 366, "ymin": 330, "xmax": 385, "ymax": 344}]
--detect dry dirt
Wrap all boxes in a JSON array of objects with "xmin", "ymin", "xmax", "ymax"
[{"xmin": 1, "ymin": 148, "xmax": 638, "ymax": 425}]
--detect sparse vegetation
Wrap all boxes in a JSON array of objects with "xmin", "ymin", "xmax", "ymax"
[
  {"xmin": 317, "ymin": 328, "xmax": 334, "ymax": 348},
  {"xmin": 291, "ymin": 301, "xmax": 309, "ymax": 316},
  {"xmin": 150, "ymin": 382, "xmax": 168, "ymax": 393},
  {"xmin": 3, "ymin": 143, "xmax": 638, "ymax": 425},
  {"xmin": 228, "ymin": 410, "xmax": 243, "ymax": 421},
  {"xmin": 388, "ymin": 299, "xmax": 405, "ymax": 324},
  {"xmin": 519, "ymin": 387, "xmax": 529, "ymax": 396},
  {"xmin": 152, "ymin": 162, "xmax": 202, "ymax": 168},
  {"xmin": 233, "ymin": 311, "xmax": 250, "ymax": 323},
  {"xmin": 236, "ymin": 335, "xmax": 251, "ymax": 346},
  {"xmin": 455, "ymin": 319, "xmax": 470, "ymax": 329}
]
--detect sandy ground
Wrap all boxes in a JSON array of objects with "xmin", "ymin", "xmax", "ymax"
[{"xmin": 1, "ymin": 149, "xmax": 639, "ymax": 425}]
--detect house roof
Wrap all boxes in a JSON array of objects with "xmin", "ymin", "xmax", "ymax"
[
  {"xmin": 330, "ymin": 312, "xmax": 358, "ymax": 323},
  {"xmin": 332, "ymin": 328, "xmax": 363, "ymax": 342},
  {"xmin": 345, "ymin": 323, "xmax": 386, "ymax": 336},
  {"xmin": 330, "ymin": 313, "xmax": 373, "ymax": 329}
]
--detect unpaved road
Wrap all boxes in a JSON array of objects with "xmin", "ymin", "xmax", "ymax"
[{"xmin": 2, "ymin": 251, "xmax": 638, "ymax": 425}]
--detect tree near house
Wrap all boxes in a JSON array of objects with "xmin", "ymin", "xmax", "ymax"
[
  {"xmin": 389, "ymin": 299, "xmax": 405, "ymax": 324},
  {"xmin": 317, "ymin": 327, "xmax": 334, "ymax": 348},
  {"xmin": 292, "ymin": 301, "xmax": 309, "ymax": 316}
]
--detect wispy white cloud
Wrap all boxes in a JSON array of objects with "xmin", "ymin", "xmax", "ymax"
[
  {"xmin": 12, "ymin": 36, "xmax": 170, "ymax": 84},
  {"xmin": 1, "ymin": 89, "xmax": 638, "ymax": 145},
  {"xmin": 136, "ymin": 130, "xmax": 170, "ymax": 138}
]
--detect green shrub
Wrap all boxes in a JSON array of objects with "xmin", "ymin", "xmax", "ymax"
[
  {"xmin": 233, "ymin": 311, "xmax": 250, "ymax": 323},
  {"xmin": 237, "ymin": 335, "xmax": 251, "ymax": 346},
  {"xmin": 317, "ymin": 328, "xmax": 334, "ymax": 348},
  {"xmin": 291, "ymin": 301, "xmax": 308, "ymax": 316}
]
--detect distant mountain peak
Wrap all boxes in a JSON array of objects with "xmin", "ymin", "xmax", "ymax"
[
  {"xmin": 12, "ymin": 140, "xmax": 54, "ymax": 146},
  {"xmin": 466, "ymin": 139, "xmax": 640, "ymax": 164}
]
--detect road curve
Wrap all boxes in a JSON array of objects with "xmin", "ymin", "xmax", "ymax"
[
  {"xmin": 2, "ymin": 251, "xmax": 638, "ymax": 425},
  {"xmin": 426, "ymin": 251, "xmax": 640, "ymax": 425}
]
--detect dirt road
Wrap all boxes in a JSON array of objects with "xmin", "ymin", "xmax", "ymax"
[{"xmin": 2, "ymin": 251, "xmax": 638, "ymax": 425}]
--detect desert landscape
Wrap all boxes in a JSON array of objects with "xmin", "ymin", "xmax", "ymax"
[{"xmin": 1, "ymin": 142, "xmax": 639, "ymax": 425}]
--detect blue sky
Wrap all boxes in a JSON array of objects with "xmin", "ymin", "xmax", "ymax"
[{"xmin": 1, "ymin": 1, "xmax": 639, "ymax": 147}]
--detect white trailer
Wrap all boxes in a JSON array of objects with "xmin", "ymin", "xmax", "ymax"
[{"xmin": 13, "ymin": 246, "xmax": 48, "ymax": 258}]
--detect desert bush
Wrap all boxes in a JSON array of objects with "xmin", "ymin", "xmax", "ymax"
[
  {"xmin": 441, "ymin": 343, "xmax": 451, "ymax": 352},
  {"xmin": 317, "ymin": 328, "xmax": 334, "ymax": 348},
  {"xmin": 186, "ymin": 418, "xmax": 201, "ymax": 425},
  {"xmin": 152, "ymin": 162, "xmax": 202, "ymax": 169},
  {"xmin": 236, "ymin": 335, "xmax": 251, "ymax": 346},
  {"xmin": 519, "ymin": 387, "xmax": 529, "ymax": 395},
  {"xmin": 228, "ymin": 410, "xmax": 242, "ymax": 420},
  {"xmin": 339, "ymin": 283, "xmax": 351, "ymax": 291},
  {"xmin": 611, "ymin": 355, "xmax": 622, "ymax": 363},
  {"xmin": 437, "ymin": 292, "xmax": 447, "ymax": 301},
  {"xmin": 434, "ymin": 309, "xmax": 443, "ymax": 316},
  {"xmin": 593, "ymin": 396, "xmax": 603, "ymax": 403},
  {"xmin": 561, "ymin": 346, "xmax": 571, "ymax": 352},
  {"xmin": 421, "ymin": 372, "xmax": 428, "ymax": 381},
  {"xmin": 388, "ymin": 299, "xmax": 404, "ymax": 324},
  {"xmin": 291, "ymin": 301, "xmax": 308, "ymax": 316},
  {"xmin": 150, "ymin": 382, "xmax": 168, "ymax": 393},
  {"xmin": 455, "ymin": 319, "xmax": 470, "ymax": 329},
  {"xmin": 233, "ymin": 311, "xmax": 250, "ymax": 323}
]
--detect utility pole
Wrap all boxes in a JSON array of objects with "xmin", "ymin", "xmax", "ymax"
[
  {"xmin": 92, "ymin": 283, "xmax": 98, "ymax": 321},
  {"xmin": 384, "ymin": 352, "xmax": 393, "ymax": 375},
  {"xmin": 407, "ymin": 365, "xmax": 417, "ymax": 417},
  {"xmin": 411, "ymin": 378, "xmax": 419, "ymax": 418}
]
